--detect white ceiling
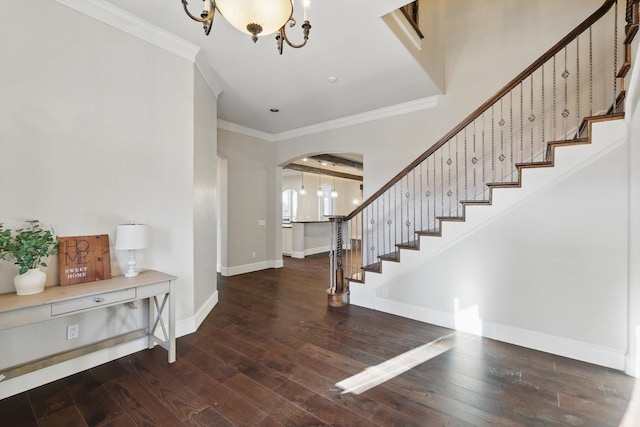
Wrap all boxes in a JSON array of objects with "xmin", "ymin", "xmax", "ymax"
[{"xmin": 102, "ymin": 0, "xmax": 441, "ymax": 135}]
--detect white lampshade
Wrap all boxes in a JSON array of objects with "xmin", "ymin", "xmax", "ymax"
[
  {"xmin": 216, "ymin": 0, "xmax": 293, "ymax": 37},
  {"xmin": 116, "ymin": 224, "xmax": 148, "ymax": 250}
]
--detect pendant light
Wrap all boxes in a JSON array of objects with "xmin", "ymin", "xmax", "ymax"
[
  {"xmin": 316, "ymin": 161, "xmax": 323, "ymax": 196},
  {"xmin": 299, "ymin": 171, "xmax": 306, "ymax": 195},
  {"xmin": 331, "ymin": 164, "xmax": 338, "ymax": 198}
]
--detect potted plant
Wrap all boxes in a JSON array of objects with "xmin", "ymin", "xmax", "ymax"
[{"xmin": 0, "ymin": 220, "xmax": 58, "ymax": 295}]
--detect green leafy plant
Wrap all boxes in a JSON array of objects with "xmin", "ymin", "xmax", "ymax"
[
  {"xmin": 0, "ymin": 223, "xmax": 11, "ymax": 258},
  {"xmin": 1, "ymin": 220, "xmax": 58, "ymax": 275}
]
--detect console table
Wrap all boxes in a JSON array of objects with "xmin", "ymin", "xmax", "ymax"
[{"xmin": 0, "ymin": 270, "xmax": 176, "ymax": 383}]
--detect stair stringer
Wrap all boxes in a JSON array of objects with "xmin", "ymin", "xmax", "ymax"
[{"xmin": 350, "ymin": 118, "xmax": 627, "ymax": 305}]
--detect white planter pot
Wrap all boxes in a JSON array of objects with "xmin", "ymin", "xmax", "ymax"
[{"xmin": 14, "ymin": 268, "xmax": 47, "ymax": 295}]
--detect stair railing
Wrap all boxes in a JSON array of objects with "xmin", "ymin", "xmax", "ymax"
[{"xmin": 328, "ymin": 0, "xmax": 637, "ymax": 307}]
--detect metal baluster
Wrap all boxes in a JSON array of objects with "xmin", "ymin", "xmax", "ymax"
[
  {"xmin": 482, "ymin": 113, "xmax": 486, "ymax": 198},
  {"xmin": 426, "ymin": 158, "xmax": 431, "ymax": 231},
  {"xmin": 433, "ymin": 154, "xmax": 437, "ymax": 227},
  {"xmin": 419, "ymin": 161, "xmax": 424, "ymax": 232},
  {"xmin": 370, "ymin": 203, "xmax": 374, "ymax": 268},
  {"xmin": 400, "ymin": 177, "xmax": 404, "ymax": 245},
  {"xmin": 456, "ymin": 134, "xmax": 460, "ymax": 216},
  {"xmin": 563, "ymin": 46, "xmax": 569, "ymax": 140},
  {"xmin": 530, "ymin": 73, "xmax": 535, "ymax": 162},
  {"xmin": 541, "ymin": 64, "xmax": 545, "ymax": 161},
  {"xmin": 576, "ymin": 35, "xmax": 580, "ymax": 134},
  {"xmin": 388, "ymin": 190, "xmax": 392, "ymax": 249},
  {"xmin": 491, "ymin": 105, "xmax": 496, "ymax": 183},
  {"xmin": 440, "ymin": 149, "xmax": 444, "ymax": 217},
  {"xmin": 394, "ymin": 183, "xmax": 398, "ymax": 252},
  {"xmin": 447, "ymin": 138, "xmax": 452, "ymax": 215},
  {"xmin": 464, "ymin": 126, "xmax": 468, "ymax": 201},
  {"xmin": 589, "ymin": 26, "xmax": 593, "ymax": 116},
  {"xmin": 498, "ymin": 98, "xmax": 504, "ymax": 181},
  {"xmin": 614, "ymin": 0, "xmax": 619, "ymax": 113},
  {"xmin": 553, "ymin": 55, "xmax": 557, "ymax": 141},
  {"xmin": 520, "ymin": 82, "xmax": 524, "ymax": 163},
  {"xmin": 412, "ymin": 169, "xmax": 417, "ymax": 244},
  {"xmin": 377, "ymin": 197, "xmax": 380, "ymax": 265},
  {"xmin": 378, "ymin": 190, "xmax": 384, "ymax": 260},
  {"xmin": 510, "ymin": 90, "xmax": 514, "ymax": 177},
  {"xmin": 472, "ymin": 119, "xmax": 477, "ymax": 198}
]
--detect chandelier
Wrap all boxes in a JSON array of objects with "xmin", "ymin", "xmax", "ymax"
[{"xmin": 181, "ymin": 0, "xmax": 311, "ymax": 54}]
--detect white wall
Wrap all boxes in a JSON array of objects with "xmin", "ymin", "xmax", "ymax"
[
  {"xmin": 0, "ymin": 0, "xmax": 218, "ymax": 396},
  {"xmin": 217, "ymin": 129, "xmax": 279, "ymax": 274},
  {"xmin": 624, "ymin": 39, "xmax": 640, "ymax": 377}
]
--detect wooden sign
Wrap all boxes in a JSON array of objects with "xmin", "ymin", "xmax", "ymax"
[{"xmin": 58, "ymin": 235, "xmax": 112, "ymax": 286}]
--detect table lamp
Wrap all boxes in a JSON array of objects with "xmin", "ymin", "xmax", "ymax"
[{"xmin": 116, "ymin": 222, "xmax": 148, "ymax": 277}]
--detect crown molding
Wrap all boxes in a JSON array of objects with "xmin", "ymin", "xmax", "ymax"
[
  {"xmin": 218, "ymin": 95, "xmax": 439, "ymax": 142},
  {"xmin": 56, "ymin": 0, "xmax": 222, "ymax": 98},
  {"xmin": 217, "ymin": 121, "xmax": 277, "ymax": 142}
]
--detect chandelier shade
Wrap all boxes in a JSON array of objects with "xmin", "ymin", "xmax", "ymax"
[
  {"xmin": 216, "ymin": 0, "xmax": 293, "ymax": 39},
  {"xmin": 182, "ymin": 0, "xmax": 310, "ymax": 53}
]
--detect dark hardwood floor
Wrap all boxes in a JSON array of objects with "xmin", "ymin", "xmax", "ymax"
[{"xmin": 2, "ymin": 254, "xmax": 638, "ymax": 426}]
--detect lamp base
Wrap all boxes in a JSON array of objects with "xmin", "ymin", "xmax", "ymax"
[{"xmin": 124, "ymin": 250, "xmax": 139, "ymax": 278}]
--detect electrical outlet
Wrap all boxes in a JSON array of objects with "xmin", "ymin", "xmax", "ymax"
[
  {"xmin": 67, "ymin": 324, "xmax": 79, "ymax": 340},
  {"xmin": 251, "ymin": 252, "xmax": 256, "ymax": 259}
]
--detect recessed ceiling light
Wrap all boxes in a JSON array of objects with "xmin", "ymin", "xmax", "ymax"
[
  {"xmin": 270, "ymin": 108, "xmax": 279, "ymax": 112},
  {"xmin": 328, "ymin": 76, "xmax": 338, "ymax": 83},
  {"xmin": 322, "ymin": 161, "xmax": 328, "ymax": 166},
  {"xmin": 302, "ymin": 158, "xmax": 308, "ymax": 162}
]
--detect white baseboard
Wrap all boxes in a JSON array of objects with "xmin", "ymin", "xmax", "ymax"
[
  {"xmin": 291, "ymin": 246, "xmax": 331, "ymax": 259},
  {"xmin": 0, "ymin": 337, "xmax": 148, "ymax": 400},
  {"xmin": 626, "ymin": 353, "xmax": 640, "ymax": 378},
  {"xmin": 370, "ymin": 297, "xmax": 626, "ymax": 371},
  {"xmin": 175, "ymin": 290, "xmax": 219, "ymax": 337},
  {"xmin": 220, "ymin": 259, "xmax": 283, "ymax": 276}
]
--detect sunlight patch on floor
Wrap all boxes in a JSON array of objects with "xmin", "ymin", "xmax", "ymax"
[{"xmin": 335, "ymin": 333, "xmax": 454, "ymax": 395}]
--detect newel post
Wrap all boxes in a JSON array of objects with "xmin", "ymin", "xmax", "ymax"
[{"xmin": 327, "ymin": 216, "xmax": 349, "ymax": 307}]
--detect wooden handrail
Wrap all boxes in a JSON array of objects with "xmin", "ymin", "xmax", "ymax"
[{"xmin": 345, "ymin": 0, "xmax": 617, "ymax": 221}]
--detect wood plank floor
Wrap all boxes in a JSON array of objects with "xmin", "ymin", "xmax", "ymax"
[{"xmin": 2, "ymin": 253, "xmax": 638, "ymax": 426}]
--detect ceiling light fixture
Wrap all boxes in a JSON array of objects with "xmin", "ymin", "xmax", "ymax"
[{"xmin": 182, "ymin": 0, "xmax": 311, "ymax": 55}]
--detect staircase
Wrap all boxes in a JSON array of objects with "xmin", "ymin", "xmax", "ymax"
[{"xmin": 327, "ymin": 0, "xmax": 639, "ymax": 308}]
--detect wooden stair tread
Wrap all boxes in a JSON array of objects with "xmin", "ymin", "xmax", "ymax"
[
  {"xmin": 486, "ymin": 182, "xmax": 521, "ymax": 189},
  {"xmin": 379, "ymin": 251, "xmax": 400, "ymax": 262},
  {"xmin": 396, "ymin": 240, "xmax": 420, "ymax": 250},
  {"xmin": 460, "ymin": 200, "xmax": 491, "ymax": 206},
  {"xmin": 516, "ymin": 161, "xmax": 552, "ymax": 169},
  {"xmin": 436, "ymin": 216, "xmax": 465, "ymax": 222},
  {"xmin": 361, "ymin": 262, "xmax": 382, "ymax": 273},
  {"xmin": 416, "ymin": 230, "xmax": 441, "ymax": 237}
]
